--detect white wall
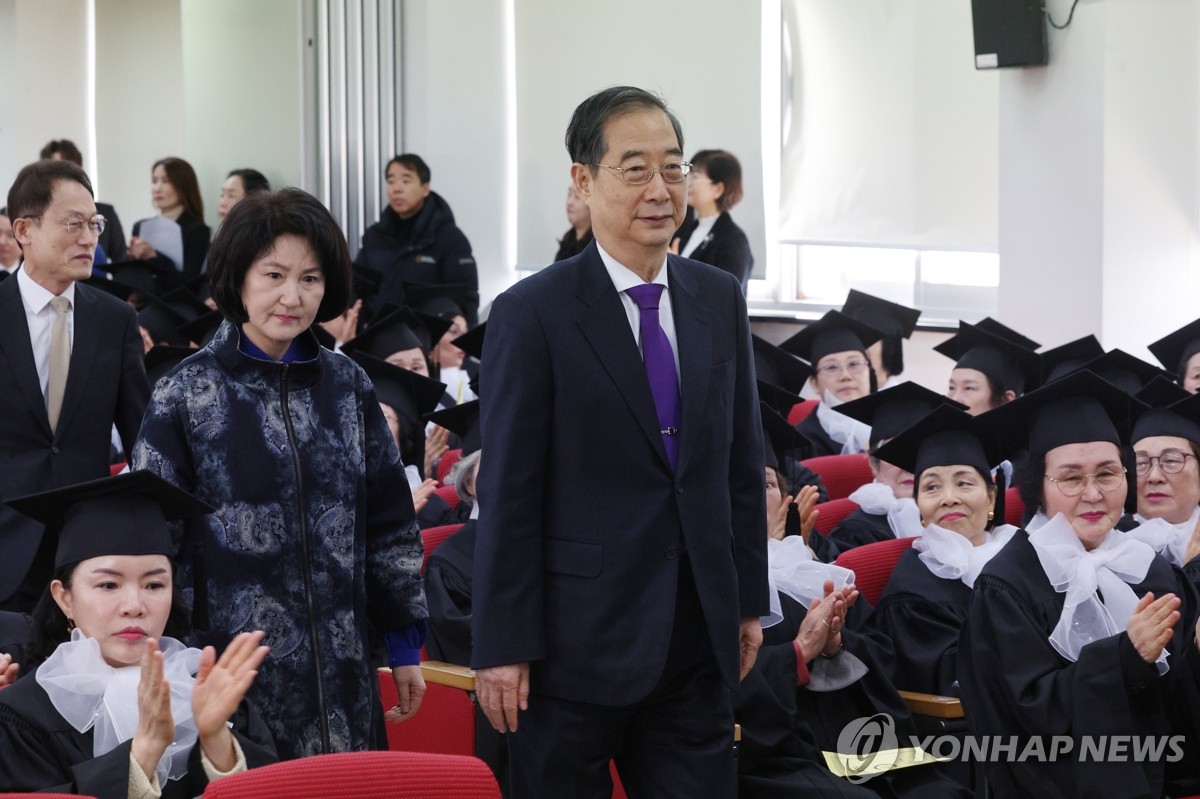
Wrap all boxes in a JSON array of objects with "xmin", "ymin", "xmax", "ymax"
[
  {"xmin": 2, "ymin": 0, "xmax": 90, "ymax": 199},
  {"xmin": 94, "ymin": 0, "xmax": 185, "ymax": 228},
  {"xmin": 514, "ymin": 0, "xmax": 765, "ymax": 276}
]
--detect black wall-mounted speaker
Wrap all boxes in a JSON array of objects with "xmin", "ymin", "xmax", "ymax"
[{"xmin": 971, "ymin": 0, "xmax": 1048, "ymax": 69}]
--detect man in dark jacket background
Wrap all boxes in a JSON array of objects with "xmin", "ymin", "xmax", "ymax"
[{"xmin": 353, "ymin": 153, "xmax": 479, "ymax": 324}]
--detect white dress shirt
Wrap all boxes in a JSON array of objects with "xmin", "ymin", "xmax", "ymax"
[
  {"xmin": 16, "ymin": 265, "xmax": 76, "ymax": 404},
  {"xmin": 597, "ymin": 242, "xmax": 681, "ymax": 382}
]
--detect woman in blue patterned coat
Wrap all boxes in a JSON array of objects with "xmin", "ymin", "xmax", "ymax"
[{"xmin": 132, "ymin": 189, "xmax": 428, "ymax": 760}]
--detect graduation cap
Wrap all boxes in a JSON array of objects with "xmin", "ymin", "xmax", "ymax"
[
  {"xmin": 1083, "ymin": 349, "xmax": 1171, "ymax": 396},
  {"xmin": 404, "ymin": 282, "xmax": 475, "ymax": 320},
  {"xmin": 452, "ymin": 323, "xmax": 487, "ymax": 362},
  {"xmin": 757, "ymin": 380, "xmax": 804, "ymax": 419},
  {"xmin": 934, "ymin": 322, "xmax": 1042, "ymax": 395},
  {"xmin": 158, "ymin": 286, "xmax": 210, "ymax": 323},
  {"xmin": 6, "ymin": 471, "xmax": 214, "ymax": 569},
  {"xmin": 841, "ymin": 289, "xmax": 920, "ymax": 339},
  {"xmin": 974, "ymin": 317, "xmax": 1040, "ymax": 351},
  {"xmin": 874, "ymin": 404, "xmax": 1000, "ymax": 480},
  {"xmin": 107, "ymin": 261, "xmax": 161, "ymax": 301},
  {"xmin": 981, "ymin": 369, "xmax": 1145, "ymax": 462},
  {"xmin": 144, "ymin": 346, "xmax": 194, "ymax": 386},
  {"xmin": 352, "ymin": 352, "xmax": 447, "ymax": 474},
  {"xmin": 761, "ymin": 402, "xmax": 807, "ymax": 471},
  {"xmin": 779, "ymin": 310, "xmax": 884, "ymax": 365},
  {"xmin": 1148, "ymin": 318, "xmax": 1200, "ymax": 383},
  {"xmin": 1131, "ymin": 377, "xmax": 1200, "ymax": 445},
  {"xmin": 184, "ymin": 272, "xmax": 213, "ymax": 304},
  {"xmin": 138, "ymin": 296, "xmax": 190, "ymax": 347},
  {"xmin": 427, "ymin": 400, "xmax": 481, "ymax": 456},
  {"xmin": 178, "ymin": 310, "xmax": 223, "ymax": 348},
  {"xmin": 836, "ymin": 382, "xmax": 967, "ymax": 446},
  {"xmin": 83, "ymin": 274, "xmax": 135, "ymax": 303},
  {"xmin": 341, "ymin": 306, "xmax": 452, "ymax": 359},
  {"xmin": 752, "ymin": 335, "xmax": 812, "ymax": 396},
  {"xmin": 351, "ymin": 264, "xmax": 384, "ymax": 307},
  {"xmin": 1039, "ymin": 335, "xmax": 1104, "ymax": 386}
]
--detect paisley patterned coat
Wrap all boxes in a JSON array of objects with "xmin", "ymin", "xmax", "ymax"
[{"xmin": 133, "ymin": 321, "xmax": 426, "ymax": 760}]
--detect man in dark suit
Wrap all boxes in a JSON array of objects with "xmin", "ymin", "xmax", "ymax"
[
  {"xmin": 472, "ymin": 86, "xmax": 768, "ymax": 798},
  {"xmin": 0, "ymin": 160, "xmax": 148, "ymax": 634}
]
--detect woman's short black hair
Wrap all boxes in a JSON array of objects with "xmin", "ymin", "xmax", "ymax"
[
  {"xmin": 27, "ymin": 561, "xmax": 191, "ymax": 670},
  {"xmin": 227, "ymin": 168, "xmax": 271, "ymax": 195},
  {"xmin": 690, "ymin": 149, "xmax": 744, "ymax": 211},
  {"xmin": 207, "ymin": 188, "xmax": 352, "ymax": 325},
  {"xmin": 880, "ymin": 335, "xmax": 905, "ymax": 377}
]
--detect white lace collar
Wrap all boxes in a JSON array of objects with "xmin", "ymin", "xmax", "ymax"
[
  {"xmin": 1129, "ymin": 506, "xmax": 1200, "ymax": 568},
  {"xmin": 1026, "ymin": 512, "xmax": 1166, "ymax": 672},
  {"xmin": 762, "ymin": 536, "xmax": 855, "ymax": 629},
  {"xmin": 37, "ymin": 630, "xmax": 203, "ymax": 784}
]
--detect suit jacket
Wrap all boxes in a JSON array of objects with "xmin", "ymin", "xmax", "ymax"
[
  {"xmin": 675, "ymin": 211, "xmax": 753, "ymax": 288},
  {"xmin": 471, "ymin": 242, "xmax": 768, "ymax": 705},
  {"xmin": 0, "ymin": 276, "xmax": 148, "ymax": 609}
]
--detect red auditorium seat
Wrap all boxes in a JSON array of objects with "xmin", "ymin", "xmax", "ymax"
[
  {"xmin": 437, "ymin": 448, "xmax": 463, "ymax": 485},
  {"xmin": 800, "ymin": 453, "xmax": 872, "ymax": 501},
  {"xmin": 0, "ymin": 795, "xmax": 99, "ymax": 798},
  {"xmin": 434, "ymin": 483, "xmax": 460, "ymax": 510},
  {"xmin": 1003, "ymin": 486, "xmax": 1025, "ymax": 528},
  {"xmin": 787, "ymin": 398, "xmax": 819, "ymax": 425},
  {"xmin": 200, "ymin": 750, "xmax": 500, "ymax": 798},
  {"xmin": 378, "ymin": 667, "xmax": 476, "ymax": 758},
  {"xmin": 833, "ymin": 536, "xmax": 917, "ymax": 607},
  {"xmin": 812, "ymin": 496, "xmax": 860, "ymax": 536},
  {"xmin": 420, "ymin": 523, "xmax": 464, "ymax": 572}
]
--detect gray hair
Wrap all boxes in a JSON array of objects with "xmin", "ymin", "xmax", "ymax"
[
  {"xmin": 448, "ymin": 450, "xmax": 482, "ymax": 507},
  {"xmin": 565, "ymin": 86, "xmax": 683, "ymax": 174}
]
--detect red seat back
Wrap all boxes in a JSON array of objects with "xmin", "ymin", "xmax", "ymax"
[
  {"xmin": 377, "ymin": 669, "xmax": 476, "ymax": 758},
  {"xmin": 833, "ymin": 536, "xmax": 917, "ymax": 606},
  {"xmin": 434, "ymin": 484, "xmax": 461, "ymax": 510},
  {"xmin": 800, "ymin": 453, "xmax": 872, "ymax": 501},
  {"xmin": 200, "ymin": 750, "xmax": 500, "ymax": 798},
  {"xmin": 812, "ymin": 497, "xmax": 860, "ymax": 536},
  {"xmin": 437, "ymin": 448, "xmax": 463, "ymax": 485},
  {"xmin": 421, "ymin": 523, "xmax": 464, "ymax": 573},
  {"xmin": 787, "ymin": 398, "xmax": 819, "ymax": 425},
  {"xmin": 1003, "ymin": 486, "xmax": 1025, "ymax": 527}
]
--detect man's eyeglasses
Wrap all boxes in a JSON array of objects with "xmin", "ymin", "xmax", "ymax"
[
  {"xmin": 815, "ymin": 359, "xmax": 869, "ymax": 378},
  {"xmin": 24, "ymin": 214, "xmax": 107, "ymax": 237},
  {"xmin": 1134, "ymin": 451, "xmax": 1195, "ymax": 476},
  {"xmin": 592, "ymin": 162, "xmax": 692, "ymax": 185},
  {"xmin": 1044, "ymin": 468, "xmax": 1127, "ymax": 497}
]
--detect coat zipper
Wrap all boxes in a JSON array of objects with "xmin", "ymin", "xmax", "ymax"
[{"xmin": 281, "ymin": 363, "xmax": 332, "ymax": 752}]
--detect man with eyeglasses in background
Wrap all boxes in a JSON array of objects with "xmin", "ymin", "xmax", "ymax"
[
  {"xmin": 472, "ymin": 86, "xmax": 767, "ymax": 798},
  {"xmin": 0, "ymin": 160, "xmax": 148, "ymax": 666}
]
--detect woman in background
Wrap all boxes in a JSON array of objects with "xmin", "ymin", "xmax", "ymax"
[
  {"xmin": 554, "ymin": 186, "xmax": 592, "ymax": 262},
  {"xmin": 128, "ymin": 157, "xmax": 211, "ymax": 284},
  {"xmin": 217, "ymin": 169, "xmax": 270, "ymax": 224},
  {"xmin": 672, "ymin": 149, "xmax": 753, "ymax": 289}
]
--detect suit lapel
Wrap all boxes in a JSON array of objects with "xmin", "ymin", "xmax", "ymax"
[
  {"xmin": 0, "ymin": 277, "xmax": 53, "ymax": 436},
  {"xmin": 668, "ymin": 257, "xmax": 711, "ymax": 476},
  {"xmin": 55, "ymin": 285, "xmax": 101, "ymax": 440},
  {"xmin": 573, "ymin": 250, "xmax": 673, "ymax": 471}
]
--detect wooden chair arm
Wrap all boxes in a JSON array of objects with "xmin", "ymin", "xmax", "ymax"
[
  {"xmin": 419, "ymin": 661, "xmax": 478, "ymax": 691},
  {"xmin": 898, "ymin": 690, "xmax": 964, "ymax": 719}
]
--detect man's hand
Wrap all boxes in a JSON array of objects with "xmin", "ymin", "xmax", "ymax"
[
  {"xmin": 476, "ymin": 663, "xmax": 530, "ymax": 733},
  {"xmin": 739, "ymin": 617, "xmax": 763, "ymax": 680},
  {"xmin": 385, "ymin": 664, "xmax": 427, "ymax": 723}
]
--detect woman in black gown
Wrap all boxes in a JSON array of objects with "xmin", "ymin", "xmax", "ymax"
[{"xmin": 958, "ymin": 370, "xmax": 1200, "ymax": 797}]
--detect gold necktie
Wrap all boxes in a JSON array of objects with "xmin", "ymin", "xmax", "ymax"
[{"xmin": 47, "ymin": 296, "xmax": 71, "ymax": 432}]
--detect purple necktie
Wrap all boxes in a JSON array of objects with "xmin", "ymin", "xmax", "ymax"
[{"xmin": 627, "ymin": 283, "xmax": 681, "ymax": 468}]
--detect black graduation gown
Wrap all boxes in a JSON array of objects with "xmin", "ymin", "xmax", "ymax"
[
  {"xmin": 872, "ymin": 549, "xmax": 972, "ymax": 696},
  {"xmin": 796, "ymin": 412, "xmax": 842, "ymax": 460},
  {"xmin": 831, "ymin": 509, "xmax": 894, "ymax": 552},
  {"xmin": 424, "ymin": 519, "xmax": 476, "ymax": 665},
  {"xmin": 0, "ymin": 669, "xmax": 276, "ymax": 798},
  {"xmin": 417, "ymin": 492, "xmax": 459, "ymax": 531},
  {"xmin": 740, "ymin": 593, "xmax": 966, "ymax": 799},
  {"xmin": 958, "ymin": 530, "xmax": 1200, "ymax": 798}
]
